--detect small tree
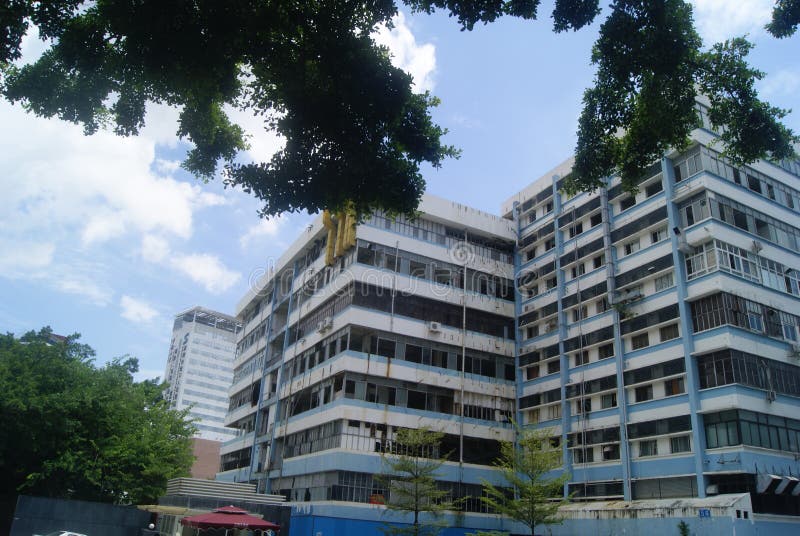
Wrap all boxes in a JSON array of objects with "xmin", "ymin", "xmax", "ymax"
[
  {"xmin": 377, "ymin": 427, "xmax": 452, "ymax": 536},
  {"xmin": 481, "ymin": 427, "xmax": 569, "ymax": 536}
]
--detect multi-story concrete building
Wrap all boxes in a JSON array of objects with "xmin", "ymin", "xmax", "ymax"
[
  {"xmin": 164, "ymin": 307, "xmax": 241, "ymax": 477},
  {"xmin": 502, "ymin": 99, "xmax": 800, "ymax": 517},
  {"xmin": 220, "ymin": 99, "xmax": 800, "ymax": 533},
  {"xmin": 219, "ymin": 195, "xmax": 520, "ymax": 532}
]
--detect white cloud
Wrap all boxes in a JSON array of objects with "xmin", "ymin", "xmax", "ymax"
[
  {"xmin": 154, "ymin": 158, "xmax": 181, "ymax": 174},
  {"xmin": 120, "ymin": 295, "xmax": 159, "ymax": 323},
  {"xmin": 141, "ymin": 234, "xmax": 171, "ymax": 263},
  {"xmin": 56, "ymin": 275, "xmax": 113, "ymax": 306},
  {"xmin": 373, "ymin": 12, "xmax": 437, "ymax": 92},
  {"xmin": 759, "ymin": 68, "xmax": 800, "ymax": 100},
  {"xmin": 0, "ymin": 240, "xmax": 55, "ymax": 275},
  {"xmin": 239, "ymin": 216, "xmax": 286, "ymax": 248},
  {"xmin": 0, "ymin": 100, "xmax": 243, "ymax": 301},
  {"xmin": 140, "ymin": 102, "xmax": 183, "ymax": 149},
  {"xmin": 690, "ymin": 0, "xmax": 773, "ymax": 44},
  {"xmin": 0, "ymin": 104, "xmax": 227, "ymax": 249},
  {"xmin": 170, "ymin": 253, "xmax": 241, "ymax": 294},
  {"xmin": 224, "ymin": 105, "xmax": 286, "ymax": 163}
]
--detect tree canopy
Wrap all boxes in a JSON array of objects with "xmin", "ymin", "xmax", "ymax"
[
  {"xmin": 480, "ymin": 427, "xmax": 569, "ymax": 536},
  {"xmin": 0, "ymin": 1, "xmax": 797, "ymax": 216},
  {"xmin": 377, "ymin": 427, "xmax": 452, "ymax": 536},
  {"xmin": 0, "ymin": 327, "xmax": 194, "ymax": 530}
]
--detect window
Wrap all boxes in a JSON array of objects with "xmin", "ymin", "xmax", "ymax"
[
  {"xmin": 405, "ymin": 344, "xmax": 422, "ymax": 363},
  {"xmin": 593, "ymin": 254, "xmax": 605, "ymax": 269},
  {"xmin": 572, "ymin": 306, "xmax": 588, "ymax": 322},
  {"xmin": 357, "ymin": 246, "xmax": 376, "ymax": 265},
  {"xmin": 526, "ymin": 408, "xmax": 540, "ymax": 423},
  {"xmin": 376, "ymin": 338, "xmax": 396, "ymax": 359},
  {"xmin": 670, "ymin": 435, "xmax": 691, "ymax": 454},
  {"xmin": 631, "ymin": 333, "xmax": 650, "ymax": 350},
  {"xmin": 651, "ymin": 227, "xmax": 668, "ymax": 243},
  {"xmin": 704, "ymin": 414, "xmax": 740, "ymax": 449},
  {"xmin": 575, "ymin": 447, "xmax": 594, "ymax": 463},
  {"xmin": 526, "ymin": 366, "xmax": 540, "ymax": 380},
  {"xmin": 601, "ymin": 393, "xmax": 617, "ymax": 409},
  {"xmin": 620, "ymin": 196, "xmax": 636, "ymax": 211},
  {"xmin": 598, "ymin": 343, "xmax": 614, "ymax": 359},
  {"xmin": 659, "ymin": 324, "xmax": 679, "ymax": 342},
  {"xmin": 602, "ymin": 444, "xmax": 620, "ymax": 460},
  {"xmin": 639, "ymin": 439, "xmax": 658, "ymax": 457},
  {"xmin": 526, "ymin": 284, "xmax": 539, "ymax": 298},
  {"xmin": 574, "ymin": 351, "xmax": 589, "ymax": 367},
  {"xmin": 571, "ymin": 264, "xmax": 586, "ymax": 279},
  {"xmin": 569, "ymin": 222, "xmax": 584, "ymax": 238},
  {"xmin": 547, "ymin": 360, "xmax": 560, "ymax": 375},
  {"xmin": 646, "ymin": 181, "xmax": 664, "ymax": 197},
  {"xmin": 546, "ymin": 277, "xmax": 557, "ymax": 290},
  {"xmin": 747, "ymin": 174, "xmax": 763, "ymax": 194},
  {"xmin": 654, "ymin": 272, "xmax": 674, "ymax": 292},
  {"xmin": 623, "ymin": 239, "xmax": 641, "ymax": 256},
  {"xmin": 664, "ymin": 377, "xmax": 685, "ymax": 396},
  {"xmin": 590, "ymin": 213, "xmax": 603, "ymax": 227},
  {"xmin": 575, "ymin": 398, "xmax": 591, "ymax": 414},
  {"xmin": 544, "ymin": 201, "xmax": 553, "ymax": 214},
  {"xmin": 635, "ymin": 384, "xmax": 653, "ymax": 402},
  {"xmin": 547, "ymin": 403, "xmax": 561, "ymax": 420},
  {"xmin": 409, "ymin": 260, "xmax": 426, "ymax": 278},
  {"xmin": 545, "ymin": 238, "xmax": 556, "ymax": 251}
]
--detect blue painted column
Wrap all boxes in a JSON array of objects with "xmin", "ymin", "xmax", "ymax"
[
  {"xmin": 602, "ymin": 187, "xmax": 633, "ymax": 501},
  {"xmin": 248, "ymin": 276, "xmax": 279, "ymax": 486},
  {"xmin": 512, "ymin": 201, "xmax": 525, "ymax": 430},
  {"xmin": 552, "ymin": 177, "xmax": 573, "ymax": 497},
  {"xmin": 661, "ymin": 156, "xmax": 707, "ymax": 498},
  {"xmin": 264, "ymin": 263, "xmax": 299, "ymax": 493}
]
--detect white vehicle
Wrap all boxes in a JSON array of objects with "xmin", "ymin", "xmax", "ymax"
[{"xmin": 34, "ymin": 531, "xmax": 88, "ymax": 536}]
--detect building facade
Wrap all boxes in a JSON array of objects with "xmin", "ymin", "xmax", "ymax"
[
  {"xmin": 219, "ymin": 100, "xmax": 800, "ymax": 533},
  {"xmin": 502, "ymin": 99, "xmax": 800, "ymax": 516},
  {"xmin": 219, "ymin": 195, "xmax": 522, "ymax": 532},
  {"xmin": 164, "ymin": 307, "xmax": 241, "ymax": 443}
]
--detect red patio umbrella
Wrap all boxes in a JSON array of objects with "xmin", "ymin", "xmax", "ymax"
[{"xmin": 180, "ymin": 505, "xmax": 280, "ymax": 531}]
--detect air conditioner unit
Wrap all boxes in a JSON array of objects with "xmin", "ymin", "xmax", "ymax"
[
  {"xmin": 677, "ymin": 234, "xmax": 693, "ymax": 255},
  {"xmin": 317, "ymin": 316, "xmax": 332, "ymax": 333},
  {"xmin": 427, "ymin": 321, "xmax": 442, "ymax": 333},
  {"xmin": 751, "ymin": 240, "xmax": 763, "ymax": 253}
]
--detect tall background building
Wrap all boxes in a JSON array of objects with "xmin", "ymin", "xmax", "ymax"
[{"xmin": 164, "ymin": 306, "xmax": 241, "ymax": 478}]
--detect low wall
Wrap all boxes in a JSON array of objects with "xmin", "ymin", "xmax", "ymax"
[{"xmin": 11, "ymin": 495, "xmax": 152, "ymax": 536}]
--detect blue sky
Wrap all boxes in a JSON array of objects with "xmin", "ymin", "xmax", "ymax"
[{"xmin": 1, "ymin": 0, "xmax": 798, "ymax": 381}]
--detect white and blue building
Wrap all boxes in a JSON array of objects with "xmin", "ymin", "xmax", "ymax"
[
  {"xmin": 219, "ymin": 195, "xmax": 523, "ymax": 534},
  {"xmin": 503, "ymin": 98, "xmax": 800, "ymax": 530},
  {"xmin": 219, "ymin": 99, "xmax": 800, "ymax": 535}
]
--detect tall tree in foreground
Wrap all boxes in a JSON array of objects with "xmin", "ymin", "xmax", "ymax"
[
  {"xmin": 0, "ymin": 328, "xmax": 195, "ymax": 532},
  {"xmin": 0, "ymin": 1, "xmax": 796, "ymax": 215},
  {"xmin": 377, "ymin": 427, "xmax": 452, "ymax": 536},
  {"xmin": 480, "ymin": 428, "xmax": 569, "ymax": 536}
]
